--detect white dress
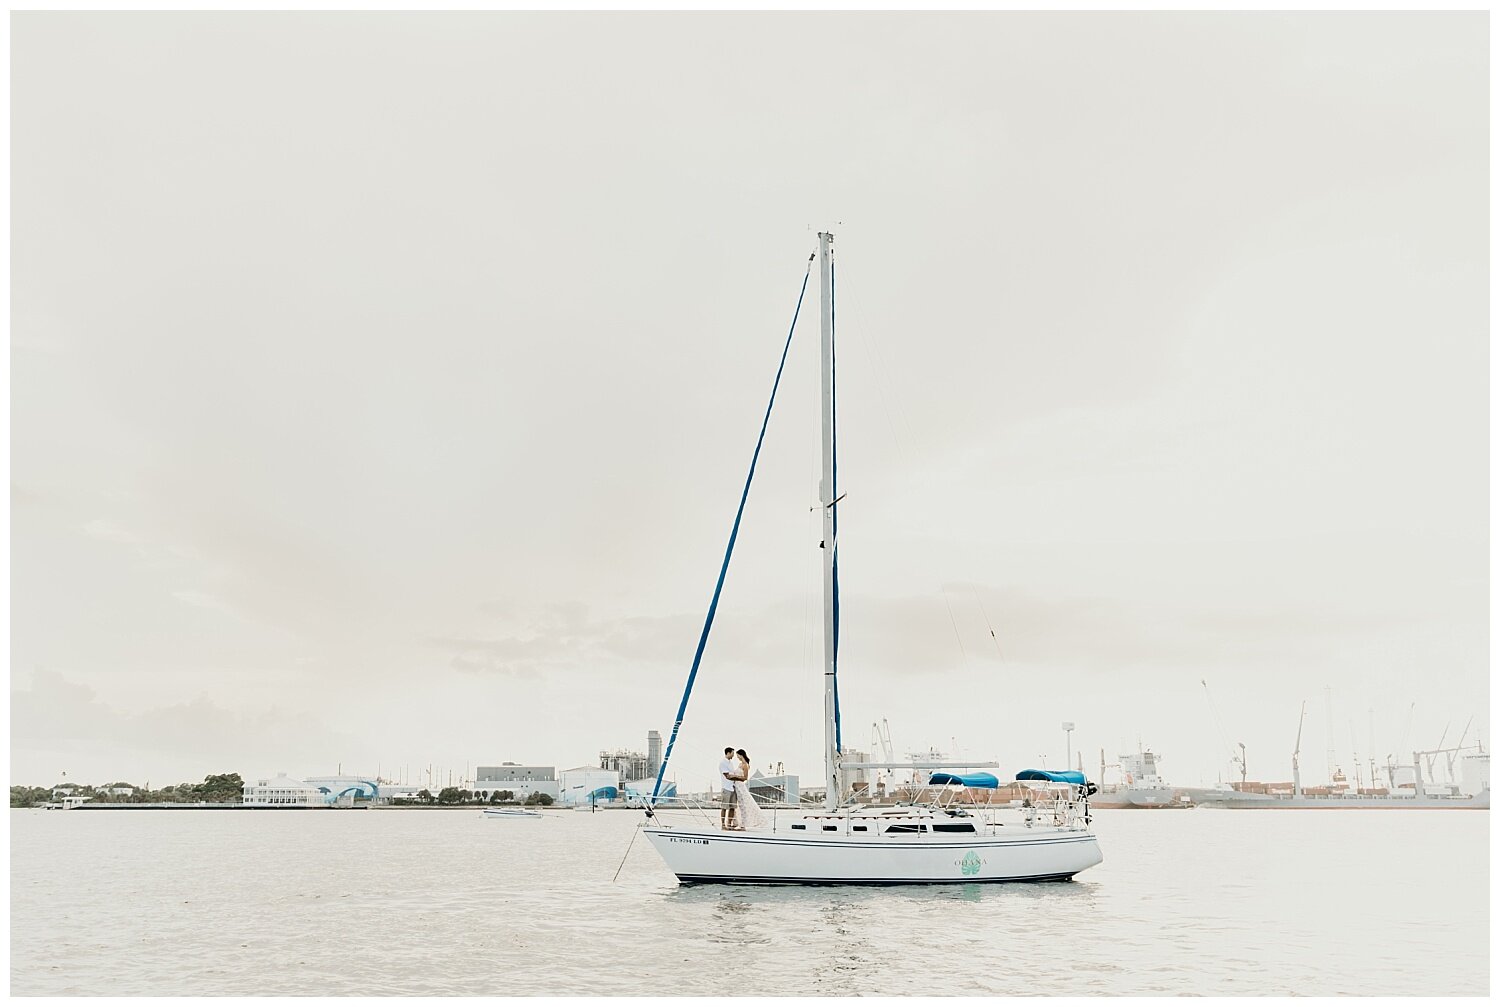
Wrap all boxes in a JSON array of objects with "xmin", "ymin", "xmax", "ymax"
[{"xmin": 732, "ymin": 771, "xmax": 768, "ymax": 831}]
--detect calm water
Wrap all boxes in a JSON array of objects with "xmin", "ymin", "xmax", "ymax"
[{"xmin": 9, "ymin": 806, "xmax": 1488, "ymax": 996}]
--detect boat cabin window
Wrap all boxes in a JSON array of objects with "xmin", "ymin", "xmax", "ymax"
[
  {"xmin": 882, "ymin": 823, "xmax": 926, "ymax": 834},
  {"xmin": 791, "ymin": 824, "xmax": 806, "ymax": 830},
  {"xmin": 852, "ymin": 825, "xmax": 869, "ymax": 832},
  {"xmin": 931, "ymin": 823, "xmax": 977, "ymax": 834},
  {"xmin": 823, "ymin": 825, "xmax": 838, "ymax": 832}
]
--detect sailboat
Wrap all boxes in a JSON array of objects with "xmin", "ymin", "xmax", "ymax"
[{"xmin": 641, "ymin": 233, "xmax": 1103, "ymax": 885}]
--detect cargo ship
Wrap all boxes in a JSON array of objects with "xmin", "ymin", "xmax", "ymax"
[
  {"xmin": 1192, "ymin": 751, "xmax": 1489, "ymax": 809},
  {"xmin": 1194, "ymin": 702, "xmax": 1489, "ymax": 810},
  {"xmin": 1091, "ymin": 748, "xmax": 1190, "ymax": 809}
]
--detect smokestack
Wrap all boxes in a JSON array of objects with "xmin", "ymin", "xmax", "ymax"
[{"xmin": 647, "ymin": 730, "xmax": 663, "ymax": 779}]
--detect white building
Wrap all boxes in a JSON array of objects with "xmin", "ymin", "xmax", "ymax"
[
  {"xmin": 747, "ymin": 774, "xmax": 799, "ymax": 805},
  {"xmin": 379, "ymin": 783, "xmax": 427, "ymax": 802},
  {"xmin": 621, "ymin": 779, "xmax": 679, "ymax": 805},
  {"xmin": 301, "ymin": 775, "xmax": 379, "ymax": 804},
  {"xmin": 243, "ymin": 775, "xmax": 325, "ymax": 807},
  {"xmin": 473, "ymin": 764, "xmax": 559, "ymax": 802},
  {"xmin": 841, "ymin": 749, "xmax": 872, "ymax": 795},
  {"xmin": 559, "ymin": 766, "xmax": 620, "ymax": 806}
]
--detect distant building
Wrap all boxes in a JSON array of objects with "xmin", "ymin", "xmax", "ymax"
[
  {"xmin": 474, "ymin": 764, "xmax": 559, "ymax": 802},
  {"xmin": 302, "ymin": 775, "xmax": 380, "ymax": 805},
  {"xmin": 378, "ymin": 783, "xmax": 426, "ymax": 802},
  {"xmin": 748, "ymin": 774, "xmax": 799, "ymax": 805},
  {"xmin": 601, "ymin": 730, "xmax": 664, "ymax": 786},
  {"xmin": 841, "ymin": 749, "xmax": 871, "ymax": 797},
  {"xmin": 476, "ymin": 764, "xmax": 554, "ymax": 783},
  {"xmin": 559, "ymin": 766, "xmax": 621, "ymax": 806},
  {"xmin": 243, "ymin": 775, "xmax": 324, "ymax": 807},
  {"xmin": 622, "ymin": 780, "xmax": 678, "ymax": 805},
  {"xmin": 600, "ymin": 748, "xmax": 650, "ymax": 781},
  {"xmin": 647, "ymin": 731, "xmax": 662, "ymax": 780},
  {"xmin": 103, "ymin": 786, "xmax": 136, "ymax": 797}
]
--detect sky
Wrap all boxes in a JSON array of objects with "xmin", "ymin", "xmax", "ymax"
[{"xmin": 10, "ymin": 12, "xmax": 1488, "ymax": 794}]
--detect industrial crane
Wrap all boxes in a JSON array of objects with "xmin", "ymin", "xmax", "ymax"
[
  {"xmin": 871, "ymin": 720, "xmax": 894, "ymax": 764},
  {"xmin": 1202, "ymin": 679, "xmax": 1247, "ymax": 788},
  {"xmin": 1292, "ymin": 701, "xmax": 1307, "ymax": 797},
  {"xmin": 1424, "ymin": 721, "xmax": 1451, "ymax": 782},
  {"xmin": 870, "ymin": 719, "xmax": 895, "ymax": 792},
  {"xmin": 1445, "ymin": 717, "xmax": 1475, "ymax": 782}
]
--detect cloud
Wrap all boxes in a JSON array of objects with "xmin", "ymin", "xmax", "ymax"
[
  {"xmin": 169, "ymin": 589, "xmax": 251, "ymax": 622},
  {"xmin": 10, "ymin": 669, "xmax": 354, "ymax": 784},
  {"xmin": 431, "ymin": 586, "xmax": 1442, "ymax": 690},
  {"xmin": 426, "ymin": 600, "xmax": 815, "ymax": 680},
  {"xmin": 82, "ymin": 519, "xmax": 145, "ymax": 545}
]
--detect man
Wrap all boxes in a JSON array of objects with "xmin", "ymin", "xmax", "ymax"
[{"xmin": 718, "ymin": 746, "xmax": 738, "ymax": 830}]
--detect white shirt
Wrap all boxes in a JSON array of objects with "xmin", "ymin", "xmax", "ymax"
[{"xmin": 718, "ymin": 758, "xmax": 736, "ymax": 791}]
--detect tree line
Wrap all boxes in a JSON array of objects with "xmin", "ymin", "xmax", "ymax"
[
  {"xmin": 393, "ymin": 788, "xmax": 555, "ymax": 806},
  {"xmin": 10, "ymin": 775, "xmax": 558, "ymax": 808},
  {"xmin": 10, "ymin": 773, "xmax": 246, "ymax": 807}
]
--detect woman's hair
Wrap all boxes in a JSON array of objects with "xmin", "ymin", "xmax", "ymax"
[{"xmin": 736, "ymin": 749, "xmax": 749, "ymax": 762}]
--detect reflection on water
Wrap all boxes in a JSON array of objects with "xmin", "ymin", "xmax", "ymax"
[
  {"xmin": 667, "ymin": 872, "xmax": 1093, "ymax": 910},
  {"xmin": 10, "ymin": 808, "xmax": 1489, "ymax": 996}
]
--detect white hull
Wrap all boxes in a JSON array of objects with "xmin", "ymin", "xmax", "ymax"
[{"xmin": 644, "ymin": 824, "xmax": 1102, "ymax": 886}]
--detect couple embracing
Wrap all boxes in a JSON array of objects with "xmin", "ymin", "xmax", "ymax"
[{"xmin": 717, "ymin": 746, "xmax": 768, "ymax": 831}]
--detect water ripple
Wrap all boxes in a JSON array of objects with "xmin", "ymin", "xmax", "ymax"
[{"xmin": 9, "ymin": 808, "xmax": 1489, "ymax": 995}]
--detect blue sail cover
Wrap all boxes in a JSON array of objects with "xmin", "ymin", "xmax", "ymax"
[
  {"xmin": 1016, "ymin": 769, "xmax": 1089, "ymax": 786},
  {"xmin": 928, "ymin": 772, "xmax": 1000, "ymax": 789}
]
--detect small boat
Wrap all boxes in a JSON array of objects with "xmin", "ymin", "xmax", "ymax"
[{"xmin": 482, "ymin": 808, "xmax": 543, "ymax": 818}]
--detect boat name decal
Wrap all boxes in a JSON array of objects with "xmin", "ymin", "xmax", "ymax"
[{"xmin": 959, "ymin": 851, "xmax": 982, "ymax": 876}]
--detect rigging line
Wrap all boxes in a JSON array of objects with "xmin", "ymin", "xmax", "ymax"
[
  {"xmin": 799, "ymin": 385, "xmax": 819, "ymax": 763},
  {"xmin": 940, "ymin": 587, "xmax": 968, "ymax": 662},
  {"xmin": 647, "ymin": 255, "xmax": 815, "ymax": 811},
  {"xmin": 800, "ymin": 273, "xmax": 821, "ymax": 728},
  {"xmin": 611, "ymin": 820, "xmax": 645, "ymax": 883},
  {"xmin": 969, "ymin": 584, "xmax": 1004, "ymax": 662}
]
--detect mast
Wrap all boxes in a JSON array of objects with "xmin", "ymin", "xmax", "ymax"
[{"xmin": 819, "ymin": 231, "xmax": 839, "ymax": 812}]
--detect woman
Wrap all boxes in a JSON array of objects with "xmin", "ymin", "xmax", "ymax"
[{"xmin": 731, "ymin": 748, "xmax": 768, "ymax": 831}]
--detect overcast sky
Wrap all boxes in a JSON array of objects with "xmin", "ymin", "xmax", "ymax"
[{"xmin": 11, "ymin": 12, "xmax": 1487, "ymax": 793}]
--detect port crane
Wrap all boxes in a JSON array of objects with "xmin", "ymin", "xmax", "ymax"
[
  {"xmin": 1415, "ymin": 717, "xmax": 1477, "ymax": 786},
  {"xmin": 1202, "ymin": 679, "xmax": 1247, "ymax": 787},
  {"xmin": 1098, "ymin": 748, "xmax": 1121, "ymax": 789},
  {"xmin": 1423, "ymin": 721, "xmax": 1451, "ymax": 782},
  {"xmin": 1292, "ymin": 701, "xmax": 1307, "ymax": 797},
  {"xmin": 1410, "ymin": 741, "xmax": 1486, "ymax": 796},
  {"xmin": 1445, "ymin": 717, "xmax": 1475, "ymax": 782},
  {"xmin": 869, "ymin": 720, "xmax": 895, "ymax": 792}
]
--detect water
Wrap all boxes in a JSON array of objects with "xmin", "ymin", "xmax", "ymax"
[{"xmin": 10, "ymin": 807, "xmax": 1488, "ymax": 995}]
